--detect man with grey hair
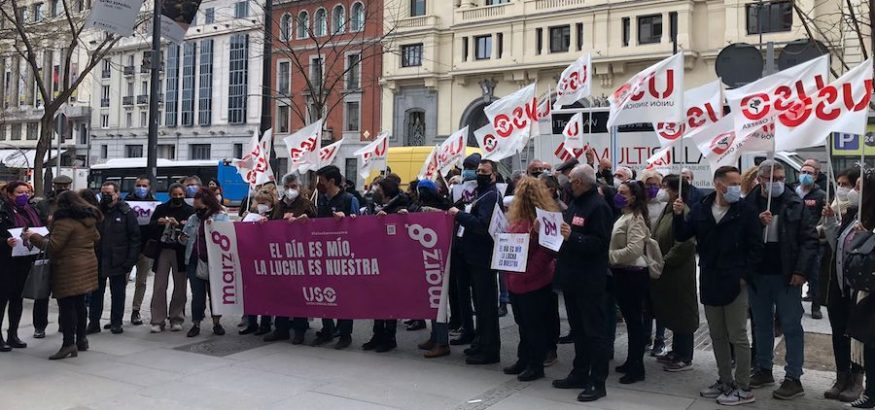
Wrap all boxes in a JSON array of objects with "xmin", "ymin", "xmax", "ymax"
[
  {"xmin": 612, "ymin": 166, "xmax": 633, "ymax": 187},
  {"xmin": 552, "ymin": 164, "xmax": 614, "ymax": 403},
  {"xmin": 801, "ymin": 158, "xmax": 827, "ymax": 192},
  {"xmin": 681, "ymin": 168, "xmax": 704, "ymax": 204},
  {"xmin": 744, "ymin": 160, "xmax": 819, "ymax": 400}
]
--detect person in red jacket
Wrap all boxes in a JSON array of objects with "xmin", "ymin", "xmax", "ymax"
[{"xmin": 501, "ymin": 176, "xmax": 559, "ymax": 382}]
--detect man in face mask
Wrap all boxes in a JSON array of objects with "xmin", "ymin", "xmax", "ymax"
[
  {"xmin": 448, "ymin": 159, "xmax": 502, "ymax": 365},
  {"xmin": 183, "ymin": 176, "xmax": 202, "ymax": 199},
  {"xmin": 743, "ymin": 161, "xmax": 819, "ymax": 400},
  {"xmin": 794, "ymin": 164, "xmax": 827, "ymax": 319},
  {"xmin": 673, "ymin": 166, "xmax": 764, "ymax": 405},
  {"xmin": 89, "ymin": 182, "xmax": 141, "ymax": 335},
  {"xmin": 127, "ymin": 176, "xmax": 157, "ymax": 325}
]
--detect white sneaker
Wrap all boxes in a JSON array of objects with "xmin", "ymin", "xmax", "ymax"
[
  {"xmin": 700, "ymin": 381, "xmax": 731, "ymax": 399},
  {"xmin": 150, "ymin": 325, "xmax": 162, "ymax": 333},
  {"xmin": 717, "ymin": 388, "xmax": 755, "ymax": 406},
  {"xmin": 169, "ymin": 323, "xmax": 183, "ymax": 332}
]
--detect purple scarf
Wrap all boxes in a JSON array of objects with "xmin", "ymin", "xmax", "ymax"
[
  {"xmin": 196, "ymin": 217, "xmax": 208, "ymax": 262},
  {"xmin": 10, "ymin": 202, "xmax": 42, "ymax": 229}
]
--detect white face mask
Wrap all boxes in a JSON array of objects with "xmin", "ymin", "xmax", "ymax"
[
  {"xmin": 285, "ymin": 188, "xmax": 299, "ymax": 201},
  {"xmin": 613, "ymin": 177, "xmax": 624, "ymax": 187},
  {"xmin": 655, "ymin": 189, "xmax": 670, "ymax": 203},
  {"xmin": 848, "ymin": 189, "xmax": 860, "ymax": 207},
  {"xmin": 836, "ymin": 186, "xmax": 851, "ymax": 201},
  {"xmin": 256, "ymin": 204, "xmax": 271, "ymax": 215}
]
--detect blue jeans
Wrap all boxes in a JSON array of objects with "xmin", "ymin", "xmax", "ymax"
[
  {"xmin": 749, "ymin": 274, "xmax": 805, "ymax": 379},
  {"xmin": 187, "ymin": 255, "xmax": 217, "ymax": 323}
]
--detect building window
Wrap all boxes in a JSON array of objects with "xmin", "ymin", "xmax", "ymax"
[
  {"xmin": 125, "ymin": 144, "xmax": 143, "ymax": 158},
  {"xmin": 332, "ymin": 5, "xmax": 345, "ymax": 34},
  {"xmin": 234, "ymin": 1, "xmax": 248, "ymax": 18},
  {"xmin": 198, "ymin": 39, "xmax": 213, "ymax": 126},
  {"xmin": 314, "ymin": 9, "xmax": 326, "ymax": 37},
  {"xmin": 310, "ymin": 56, "xmax": 323, "ymax": 90},
  {"xmin": 50, "ymin": 0, "xmax": 59, "ymax": 17},
  {"xmin": 475, "ymin": 35, "xmax": 492, "ymax": 60},
  {"xmin": 180, "ymin": 42, "xmax": 196, "ymax": 127},
  {"xmin": 157, "ymin": 144, "xmax": 176, "ymax": 160},
  {"xmin": 638, "ymin": 14, "xmax": 662, "ymax": 45},
  {"xmin": 277, "ymin": 61, "xmax": 291, "ymax": 95},
  {"xmin": 410, "ymin": 0, "xmax": 425, "ymax": 17},
  {"xmin": 101, "ymin": 85, "xmax": 110, "ymax": 107},
  {"xmin": 351, "ymin": 2, "xmax": 364, "ymax": 32},
  {"xmin": 100, "ymin": 114, "xmax": 109, "ymax": 128},
  {"xmin": 549, "ymin": 25, "xmax": 570, "ymax": 53},
  {"xmin": 404, "ymin": 110, "xmax": 425, "ymax": 146},
  {"xmin": 140, "ymin": 80, "xmax": 148, "ymax": 96},
  {"xmin": 140, "ymin": 111, "xmax": 147, "ymax": 127},
  {"xmin": 535, "ymin": 28, "xmax": 542, "ymax": 54},
  {"xmin": 277, "ymin": 105, "xmax": 290, "ymax": 133},
  {"xmin": 228, "ymin": 34, "xmax": 249, "ymax": 125},
  {"xmin": 746, "ymin": 1, "xmax": 792, "ymax": 34},
  {"xmin": 26, "ymin": 123, "xmax": 37, "ymax": 140},
  {"xmin": 10, "ymin": 124, "xmax": 21, "ymax": 140},
  {"xmin": 576, "ymin": 23, "xmax": 583, "ymax": 51},
  {"xmin": 204, "ymin": 7, "xmax": 214, "ymax": 23},
  {"xmin": 32, "ymin": 3, "xmax": 43, "ymax": 22},
  {"xmin": 233, "ymin": 143, "xmax": 243, "ymax": 159},
  {"xmin": 165, "ymin": 45, "xmax": 180, "ymax": 127},
  {"xmin": 125, "ymin": 112, "xmax": 132, "ymax": 128},
  {"xmin": 190, "ymin": 144, "xmax": 211, "ymax": 160},
  {"xmin": 280, "ymin": 13, "xmax": 291, "ymax": 40},
  {"xmin": 345, "ymin": 101, "xmax": 360, "ymax": 131},
  {"xmin": 100, "ymin": 144, "xmax": 108, "ymax": 159},
  {"xmin": 126, "ymin": 81, "xmax": 134, "ymax": 97},
  {"xmin": 622, "ymin": 17, "xmax": 630, "ymax": 47},
  {"xmin": 462, "ymin": 37, "xmax": 469, "ymax": 60},
  {"xmin": 497, "ymin": 33, "xmax": 503, "ymax": 58},
  {"xmin": 344, "ymin": 158, "xmax": 357, "ymax": 182},
  {"xmin": 297, "ymin": 11, "xmax": 310, "ymax": 39},
  {"xmin": 346, "ymin": 53, "xmax": 360, "ymax": 90},
  {"xmin": 401, "ymin": 44, "xmax": 422, "ymax": 67}
]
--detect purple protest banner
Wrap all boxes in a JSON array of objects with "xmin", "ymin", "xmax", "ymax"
[{"xmin": 205, "ymin": 213, "xmax": 454, "ymax": 321}]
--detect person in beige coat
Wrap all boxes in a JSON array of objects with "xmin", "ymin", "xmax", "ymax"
[
  {"xmin": 26, "ymin": 191, "xmax": 101, "ymax": 360},
  {"xmin": 609, "ymin": 180, "xmax": 651, "ymax": 385}
]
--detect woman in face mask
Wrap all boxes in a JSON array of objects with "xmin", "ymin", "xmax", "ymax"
[
  {"xmin": 638, "ymin": 169, "xmax": 669, "ymax": 357},
  {"xmin": 239, "ymin": 190, "xmax": 276, "ymax": 336},
  {"xmin": 180, "ymin": 188, "xmax": 230, "ymax": 338},
  {"xmin": 0, "ymin": 181, "xmax": 44, "ymax": 351},
  {"xmin": 147, "ymin": 184, "xmax": 195, "ymax": 334}
]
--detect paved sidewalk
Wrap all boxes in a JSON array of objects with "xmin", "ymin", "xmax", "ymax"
[{"xmin": 0, "ymin": 275, "xmax": 848, "ymax": 410}]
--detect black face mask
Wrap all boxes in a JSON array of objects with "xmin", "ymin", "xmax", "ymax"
[
  {"xmin": 476, "ymin": 174, "xmax": 493, "ymax": 188},
  {"xmin": 170, "ymin": 197, "xmax": 184, "ymax": 207},
  {"xmin": 100, "ymin": 196, "xmax": 113, "ymax": 208}
]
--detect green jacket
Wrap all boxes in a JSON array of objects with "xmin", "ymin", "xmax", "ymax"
[{"xmin": 650, "ymin": 205, "xmax": 699, "ymax": 334}]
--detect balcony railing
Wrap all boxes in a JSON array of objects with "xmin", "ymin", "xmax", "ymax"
[
  {"xmin": 123, "ymin": 66, "xmax": 135, "ymax": 76},
  {"xmin": 532, "ymin": 0, "xmax": 586, "ymax": 11},
  {"xmin": 140, "ymin": 65, "xmax": 150, "ymax": 73},
  {"xmin": 100, "ymin": 98, "xmax": 110, "ymax": 108},
  {"xmin": 101, "ymin": 69, "xmax": 111, "ymax": 79},
  {"xmin": 137, "ymin": 95, "xmax": 148, "ymax": 104},
  {"xmin": 397, "ymin": 15, "xmax": 439, "ymax": 29},
  {"xmin": 122, "ymin": 96, "xmax": 134, "ymax": 106}
]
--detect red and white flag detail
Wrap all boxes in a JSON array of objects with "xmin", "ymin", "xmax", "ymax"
[
  {"xmin": 353, "ymin": 132, "xmax": 389, "ymax": 179},
  {"xmin": 318, "ymin": 138, "xmax": 343, "ymax": 167},
  {"xmin": 562, "ymin": 112, "xmax": 587, "ymax": 150},
  {"xmin": 607, "ymin": 53, "xmax": 685, "ymax": 128},
  {"xmin": 775, "ymin": 59, "xmax": 874, "ymax": 151},
  {"xmin": 484, "ymin": 83, "xmax": 537, "ymax": 153},
  {"xmin": 652, "ymin": 79, "xmax": 724, "ymax": 146},
  {"xmin": 283, "ymin": 119, "xmax": 322, "ymax": 173},
  {"xmin": 418, "ymin": 146, "xmax": 440, "ymax": 181},
  {"xmin": 692, "ymin": 114, "xmax": 774, "ymax": 173},
  {"xmin": 235, "ymin": 129, "xmax": 275, "ymax": 186},
  {"xmin": 437, "ymin": 126, "xmax": 467, "ymax": 174},
  {"xmin": 554, "ymin": 54, "xmax": 592, "ymax": 109},
  {"xmin": 474, "ymin": 122, "xmax": 525, "ymax": 161},
  {"xmin": 725, "ymin": 55, "xmax": 829, "ymax": 141}
]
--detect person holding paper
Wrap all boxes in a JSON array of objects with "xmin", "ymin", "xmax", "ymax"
[
  {"xmin": 0, "ymin": 181, "xmax": 44, "ymax": 351},
  {"xmin": 448, "ymin": 159, "xmax": 502, "ymax": 365},
  {"xmin": 148, "ymin": 184, "xmax": 194, "ymax": 333},
  {"xmin": 650, "ymin": 175, "xmax": 698, "ymax": 372},
  {"xmin": 551, "ymin": 164, "xmax": 613, "ymax": 403},
  {"xmin": 500, "ymin": 177, "xmax": 558, "ymax": 382}
]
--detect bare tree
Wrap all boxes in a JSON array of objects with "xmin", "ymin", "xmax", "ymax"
[{"xmin": 0, "ymin": 0, "xmax": 142, "ymax": 195}]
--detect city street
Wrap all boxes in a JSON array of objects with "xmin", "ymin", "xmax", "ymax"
[{"xmin": 0, "ymin": 273, "xmax": 845, "ymax": 410}]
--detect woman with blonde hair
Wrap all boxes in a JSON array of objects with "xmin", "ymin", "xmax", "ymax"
[
  {"xmin": 501, "ymin": 177, "xmax": 559, "ymax": 382},
  {"xmin": 741, "ymin": 166, "xmax": 760, "ymax": 198}
]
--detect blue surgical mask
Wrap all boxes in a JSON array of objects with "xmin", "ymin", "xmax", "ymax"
[
  {"xmin": 461, "ymin": 169, "xmax": 476, "ymax": 182},
  {"xmin": 185, "ymin": 185, "xmax": 199, "ymax": 198},
  {"xmin": 134, "ymin": 187, "xmax": 149, "ymax": 198},
  {"xmin": 724, "ymin": 185, "xmax": 742, "ymax": 203},
  {"xmin": 767, "ymin": 182, "xmax": 785, "ymax": 198},
  {"xmin": 799, "ymin": 174, "xmax": 814, "ymax": 187}
]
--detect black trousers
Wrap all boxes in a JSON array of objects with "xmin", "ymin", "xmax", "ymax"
[
  {"xmin": 274, "ymin": 317, "xmax": 309, "ymax": 335},
  {"xmin": 89, "ymin": 274, "xmax": 127, "ymax": 326},
  {"xmin": 866, "ymin": 345, "xmax": 875, "ymax": 396},
  {"xmin": 467, "ymin": 263, "xmax": 500, "ymax": 356},
  {"xmin": 451, "ymin": 254, "xmax": 475, "ymax": 336},
  {"xmin": 614, "ymin": 267, "xmax": 649, "ymax": 374},
  {"xmin": 548, "ymin": 290, "xmax": 560, "ymax": 352},
  {"xmin": 563, "ymin": 288, "xmax": 611, "ymax": 388},
  {"xmin": 58, "ymin": 294, "xmax": 87, "ymax": 347},
  {"xmin": 828, "ymin": 272, "xmax": 864, "ymax": 373},
  {"xmin": 247, "ymin": 315, "xmax": 272, "ymax": 329},
  {"xmin": 321, "ymin": 319, "xmax": 353, "ymax": 337},
  {"xmin": 672, "ymin": 332, "xmax": 695, "ymax": 363},
  {"xmin": 372, "ymin": 320, "xmax": 398, "ymax": 341},
  {"xmin": 510, "ymin": 285, "xmax": 553, "ymax": 370},
  {"xmin": 0, "ymin": 256, "xmax": 32, "ymax": 335},
  {"xmin": 33, "ymin": 298, "xmax": 49, "ymax": 331}
]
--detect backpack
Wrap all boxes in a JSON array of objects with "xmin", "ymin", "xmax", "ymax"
[{"xmin": 845, "ymin": 230, "xmax": 875, "ymax": 293}]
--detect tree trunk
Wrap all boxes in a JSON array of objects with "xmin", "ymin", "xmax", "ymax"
[{"xmin": 33, "ymin": 112, "xmax": 55, "ymax": 196}]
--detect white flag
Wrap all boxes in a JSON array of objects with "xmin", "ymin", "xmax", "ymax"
[
  {"xmin": 319, "ymin": 138, "xmax": 344, "ymax": 167},
  {"xmin": 437, "ymin": 127, "xmax": 467, "ymax": 174},
  {"xmin": 533, "ymin": 95, "xmax": 552, "ymax": 137},
  {"xmin": 554, "ymin": 54, "xmax": 593, "ymax": 109},
  {"xmin": 692, "ymin": 114, "xmax": 774, "ymax": 173},
  {"xmin": 353, "ymin": 132, "xmax": 389, "ymax": 180},
  {"xmin": 474, "ymin": 123, "xmax": 522, "ymax": 162},
  {"xmin": 418, "ymin": 146, "xmax": 440, "ymax": 181},
  {"xmin": 652, "ymin": 79, "xmax": 724, "ymax": 147},
  {"xmin": 725, "ymin": 55, "xmax": 829, "ymax": 141},
  {"xmin": 283, "ymin": 119, "xmax": 322, "ymax": 173},
  {"xmin": 234, "ymin": 129, "xmax": 275, "ymax": 187},
  {"xmin": 608, "ymin": 53, "xmax": 685, "ymax": 128},
  {"xmin": 562, "ymin": 112, "xmax": 587, "ymax": 150},
  {"xmin": 484, "ymin": 83, "xmax": 537, "ymax": 153},
  {"xmin": 775, "ymin": 59, "xmax": 874, "ymax": 151}
]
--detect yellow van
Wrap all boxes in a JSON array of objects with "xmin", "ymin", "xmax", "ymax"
[{"xmin": 367, "ymin": 146, "xmax": 482, "ymax": 188}]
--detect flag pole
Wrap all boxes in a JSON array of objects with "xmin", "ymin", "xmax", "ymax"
[
  {"xmin": 858, "ymin": 130, "xmax": 866, "ymax": 224},
  {"xmin": 764, "ymin": 136, "xmax": 776, "ymax": 242}
]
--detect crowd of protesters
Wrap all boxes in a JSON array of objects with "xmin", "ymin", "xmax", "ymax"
[{"xmin": 0, "ymin": 151, "xmax": 874, "ymax": 408}]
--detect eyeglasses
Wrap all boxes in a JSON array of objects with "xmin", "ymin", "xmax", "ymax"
[{"xmin": 800, "ymin": 170, "xmax": 815, "ymax": 175}]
